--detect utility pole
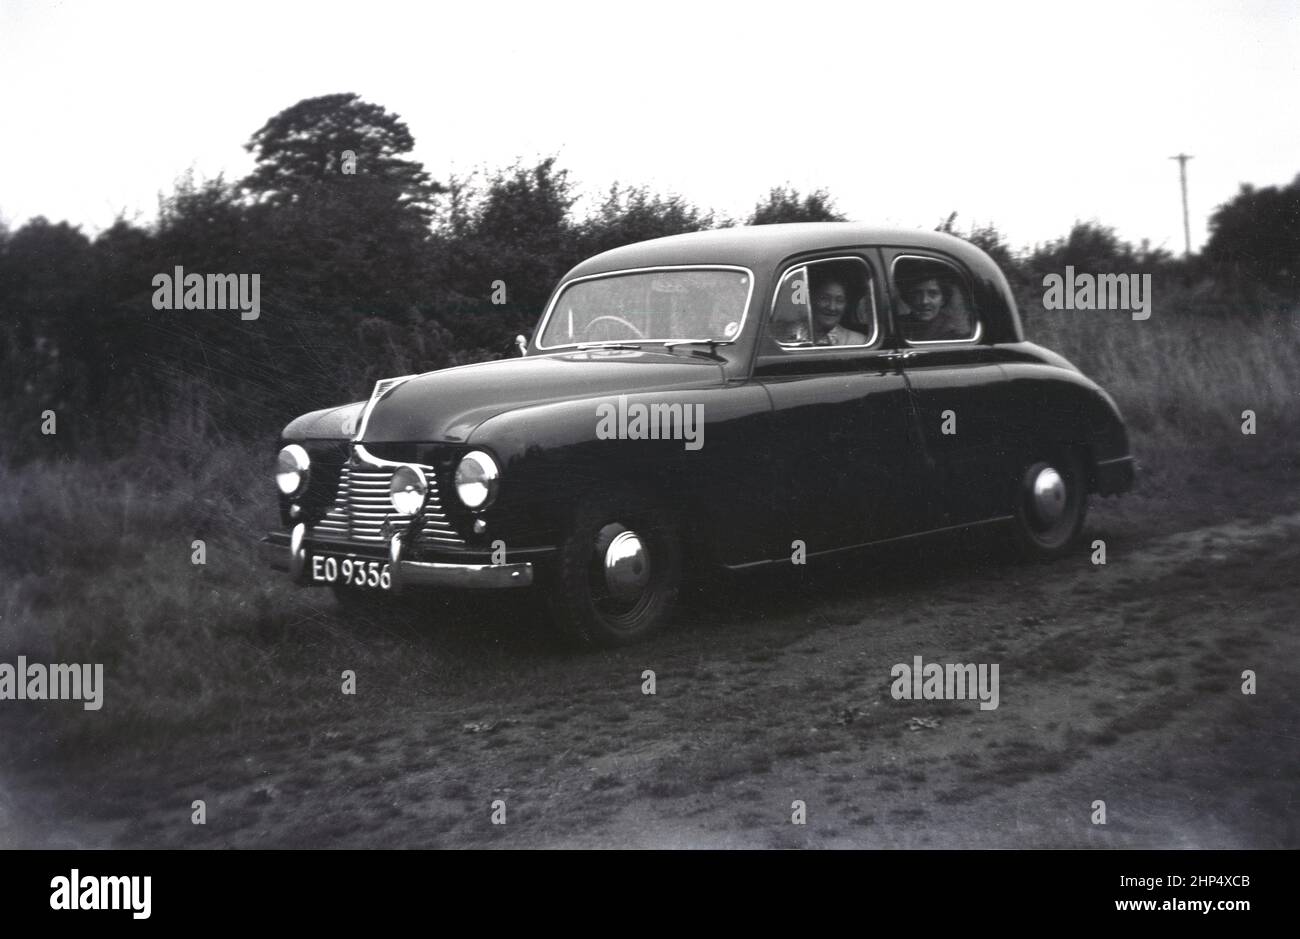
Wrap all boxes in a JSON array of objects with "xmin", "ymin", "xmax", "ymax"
[{"xmin": 1170, "ymin": 153, "xmax": 1193, "ymax": 257}]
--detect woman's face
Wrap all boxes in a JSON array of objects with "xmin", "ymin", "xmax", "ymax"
[
  {"xmin": 812, "ymin": 281, "xmax": 848, "ymax": 335},
  {"xmin": 907, "ymin": 278, "xmax": 944, "ymax": 321}
]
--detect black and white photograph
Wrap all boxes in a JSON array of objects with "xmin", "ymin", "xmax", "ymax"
[{"xmin": 0, "ymin": 0, "xmax": 1296, "ymax": 900}]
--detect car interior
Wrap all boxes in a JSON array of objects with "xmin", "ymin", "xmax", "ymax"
[{"xmin": 769, "ymin": 258, "xmax": 874, "ymax": 346}]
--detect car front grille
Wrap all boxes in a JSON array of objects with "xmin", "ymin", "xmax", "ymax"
[{"xmin": 310, "ymin": 459, "xmax": 465, "ymax": 549}]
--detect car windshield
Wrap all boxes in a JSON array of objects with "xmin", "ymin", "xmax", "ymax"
[{"xmin": 537, "ymin": 268, "xmax": 752, "ymax": 348}]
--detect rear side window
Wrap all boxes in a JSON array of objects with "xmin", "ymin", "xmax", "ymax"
[
  {"xmin": 893, "ymin": 256, "xmax": 980, "ymax": 343},
  {"xmin": 769, "ymin": 256, "xmax": 878, "ymax": 348}
]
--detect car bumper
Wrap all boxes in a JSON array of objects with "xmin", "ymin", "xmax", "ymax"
[{"xmin": 261, "ymin": 526, "xmax": 535, "ymax": 590}]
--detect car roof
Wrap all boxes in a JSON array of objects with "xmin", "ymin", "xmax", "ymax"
[{"xmin": 563, "ymin": 222, "xmax": 994, "ymax": 280}]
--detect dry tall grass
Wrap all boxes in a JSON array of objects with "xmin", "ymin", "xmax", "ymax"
[{"xmin": 1020, "ymin": 284, "xmax": 1300, "ymax": 446}]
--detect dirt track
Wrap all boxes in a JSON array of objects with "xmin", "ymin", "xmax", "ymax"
[{"xmin": 7, "ymin": 485, "xmax": 1298, "ymax": 849}]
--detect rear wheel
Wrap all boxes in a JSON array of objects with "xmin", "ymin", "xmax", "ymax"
[
  {"xmin": 547, "ymin": 491, "xmax": 682, "ymax": 647},
  {"xmin": 1009, "ymin": 450, "xmax": 1088, "ymax": 560}
]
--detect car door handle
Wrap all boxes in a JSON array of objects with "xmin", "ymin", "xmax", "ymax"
[{"xmin": 882, "ymin": 351, "xmax": 918, "ymax": 362}]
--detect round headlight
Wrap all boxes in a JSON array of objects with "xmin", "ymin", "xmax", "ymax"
[
  {"xmin": 276, "ymin": 444, "xmax": 310, "ymax": 497},
  {"xmin": 454, "ymin": 451, "xmax": 500, "ymax": 510},
  {"xmin": 389, "ymin": 465, "xmax": 428, "ymax": 517}
]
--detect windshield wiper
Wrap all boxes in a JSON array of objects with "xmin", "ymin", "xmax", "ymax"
[
  {"xmin": 662, "ymin": 339, "xmax": 735, "ymax": 360},
  {"xmin": 575, "ymin": 341, "xmax": 644, "ymax": 351}
]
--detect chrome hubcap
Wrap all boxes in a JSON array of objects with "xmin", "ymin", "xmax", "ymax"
[
  {"xmin": 603, "ymin": 529, "xmax": 651, "ymax": 602},
  {"xmin": 1031, "ymin": 466, "xmax": 1067, "ymax": 524}
]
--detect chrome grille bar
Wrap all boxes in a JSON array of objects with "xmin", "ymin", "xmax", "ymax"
[{"xmin": 310, "ymin": 455, "xmax": 465, "ymax": 548}]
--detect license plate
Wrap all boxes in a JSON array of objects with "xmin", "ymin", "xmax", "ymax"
[{"xmin": 310, "ymin": 555, "xmax": 392, "ymax": 590}]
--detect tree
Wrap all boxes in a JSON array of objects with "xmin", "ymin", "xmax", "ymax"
[
  {"xmin": 0, "ymin": 218, "xmax": 95, "ymax": 337},
  {"xmin": 579, "ymin": 184, "xmax": 715, "ymax": 256},
  {"xmin": 748, "ymin": 186, "xmax": 846, "ymax": 225},
  {"xmin": 1026, "ymin": 220, "xmax": 1175, "ymax": 283},
  {"xmin": 433, "ymin": 157, "xmax": 579, "ymax": 321},
  {"xmin": 1204, "ymin": 174, "xmax": 1300, "ymax": 293},
  {"xmin": 243, "ymin": 92, "xmax": 441, "ymax": 223},
  {"xmin": 156, "ymin": 172, "xmax": 248, "ymax": 270},
  {"xmin": 935, "ymin": 213, "xmax": 1026, "ymax": 283},
  {"xmin": 0, "ymin": 218, "xmax": 99, "ymax": 454},
  {"xmin": 474, "ymin": 157, "xmax": 575, "ymax": 254},
  {"xmin": 1028, "ymin": 221, "xmax": 1135, "ymax": 277},
  {"xmin": 242, "ymin": 94, "xmax": 444, "ymax": 319}
]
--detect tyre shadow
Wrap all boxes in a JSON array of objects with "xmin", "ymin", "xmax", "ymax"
[{"xmin": 677, "ymin": 523, "xmax": 1016, "ymax": 633}]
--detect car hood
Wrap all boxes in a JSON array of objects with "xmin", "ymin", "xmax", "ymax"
[{"xmin": 360, "ymin": 350, "xmax": 727, "ymax": 443}]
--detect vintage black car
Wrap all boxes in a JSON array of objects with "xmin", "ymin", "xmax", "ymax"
[{"xmin": 262, "ymin": 223, "xmax": 1134, "ymax": 646}]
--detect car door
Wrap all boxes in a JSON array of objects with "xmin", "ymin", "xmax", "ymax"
[
  {"xmin": 753, "ymin": 253, "xmax": 926, "ymax": 557},
  {"xmin": 884, "ymin": 250, "xmax": 1015, "ymax": 527}
]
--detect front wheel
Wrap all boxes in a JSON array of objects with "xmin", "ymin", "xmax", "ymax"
[
  {"xmin": 547, "ymin": 492, "xmax": 682, "ymax": 647},
  {"xmin": 1009, "ymin": 451, "xmax": 1088, "ymax": 561}
]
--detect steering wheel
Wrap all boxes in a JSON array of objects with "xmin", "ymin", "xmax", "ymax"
[{"xmin": 584, "ymin": 315, "xmax": 647, "ymax": 341}]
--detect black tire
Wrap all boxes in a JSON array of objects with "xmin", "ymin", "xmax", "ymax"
[
  {"xmin": 546, "ymin": 490, "xmax": 682, "ymax": 648},
  {"xmin": 1009, "ymin": 449, "xmax": 1088, "ymax": 561}
]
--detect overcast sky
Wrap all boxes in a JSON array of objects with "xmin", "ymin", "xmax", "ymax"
[{"xmin": 1, "ymin": 0, "xmax": 1296, "ymax": 253}]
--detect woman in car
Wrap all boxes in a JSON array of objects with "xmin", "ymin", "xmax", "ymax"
[
  {"xmin": 898, "ymin": 271, "xmax": 972, "ymax": 341},
  {"xmin": 811, "ymin": 277, "xmax": 867, "ymax": 346}
]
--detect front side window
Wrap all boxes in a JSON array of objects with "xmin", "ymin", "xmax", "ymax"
[
  {"xmin": 768, "ymin": 257, "xmax": 877, "ymax": 348},
  {"xmin": 893, "ymin": 256, "xmax": 980, "ymax": 343},
  {"xmin": 537, "ymin": 267, "xmax": 752, "ymax": 348}
]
